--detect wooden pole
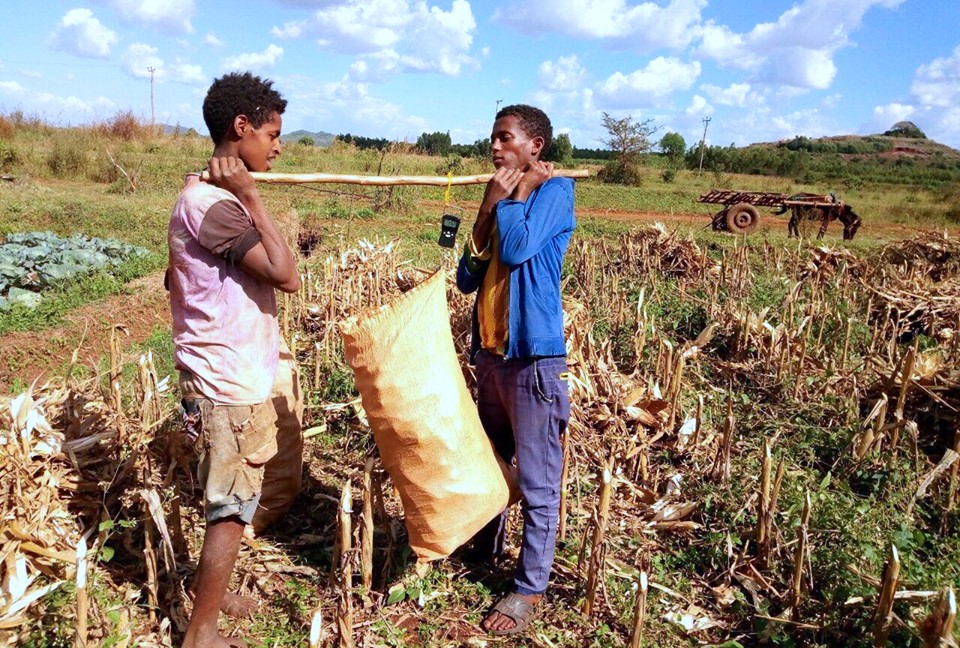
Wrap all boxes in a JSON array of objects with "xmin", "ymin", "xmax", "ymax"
[
  {"xmin": 872, "ymin": 544, "xmax": 901, "ymax": 647},
  {"xmin": 200, "ymin": 168, "xmax": 591, "ymax": 186}
]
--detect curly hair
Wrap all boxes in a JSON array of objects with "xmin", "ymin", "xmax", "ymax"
[
  {"xmin": 496, "ymin": 104, "xmax": 552, "ymax": 157},
  {"xmin": 202, "ymin": 72, "xmax": 287, "ymax": 145}
]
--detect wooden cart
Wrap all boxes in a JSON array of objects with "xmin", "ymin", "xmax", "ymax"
[
  {"xmin": 697, "ymin": 190, "xmax": 849, "ymax": 235},
  {"xmin": 697, "ymin": 189, "xmax": 786, "ymax": 234}
]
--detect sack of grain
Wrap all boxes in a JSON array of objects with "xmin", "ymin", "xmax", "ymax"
[{"xmin": 341, "ymin": 270, "xmax": 514, "ymax": 561}]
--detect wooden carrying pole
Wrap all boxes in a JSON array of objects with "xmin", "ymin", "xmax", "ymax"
[{"xmin": 200, "ymin": 168, "xmax": 591, "ymax": 186}]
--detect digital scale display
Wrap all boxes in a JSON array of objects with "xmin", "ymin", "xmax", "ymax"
[{"xmin": 438, "ymin": 214, "xmax": 461, "ymax": 248}]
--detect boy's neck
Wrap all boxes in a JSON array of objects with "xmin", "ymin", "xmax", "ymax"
[{"xmin": 212, "ymin": 142, "xmax": 240, "ymax": 159}]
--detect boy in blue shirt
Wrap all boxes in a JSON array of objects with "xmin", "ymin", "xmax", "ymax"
[{"xmin": 456, "ymin": 104, "xmax": 575, "ymax": 635}]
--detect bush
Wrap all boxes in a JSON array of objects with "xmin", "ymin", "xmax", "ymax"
[
  {"xmin": 598, "ymin": 158, "xmax": 642, "ymax": 186},
  {"xmin": 661, "ymin": 168, "xmax": 676, "ymax": 183},
  {"xmin": 46, "ymin": 142, "xmax": 87, "ymax": 177},
  {"xmin": 435, "ymin": 154, "xmax": 464, "ymax": 176},
  {"xmin": 0, "ymin": 115, "xmax": 13, "ymax": 140},
  {"xmin": 298, "ymin": 135, "xmax": 315, "ymax": 146},
  {"xmin": 98, "ymin": 111, "xmax": 149, "ymax": 141},
  {"xmin": 0, "ymin": 142, "xmax": 17, "ymax": 171}
]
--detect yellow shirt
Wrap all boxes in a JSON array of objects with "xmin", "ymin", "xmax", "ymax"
[{"xmin": 470, "ymin": 226, "xmax": 510, "ymax": 354}]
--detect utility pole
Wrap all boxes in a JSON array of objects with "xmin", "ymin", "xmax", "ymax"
[
  {"xmin": 495, "ymin": 98, "xmax": 503, "ymax": 116},
  {"xmin": 697, "ymin": 116, "xmax": 711, "ymax": 176},
  {"xmin": 147, "ymin": 66, "xmax": 156, "ymax": 133}
]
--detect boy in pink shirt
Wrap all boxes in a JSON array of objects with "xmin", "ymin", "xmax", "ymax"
[{"xmin": 168, "ymin": 71, "xmax": 301, "ymax": 648}]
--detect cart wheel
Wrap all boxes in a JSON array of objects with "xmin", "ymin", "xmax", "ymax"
[{"xmin": 725, "ymin": 203, "xmax": 760, "ymax": 234}]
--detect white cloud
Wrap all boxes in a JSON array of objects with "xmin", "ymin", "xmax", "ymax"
[
  {"xmin": 280, "ymin": 73, "xmax": 428, "ymax": 140},
  {"xmin": 597, "ymin": 57, "xmax": 701, "ymax": 108},
  {"xmin": 112, "ymin": 0, "xmax": 195, "ymax": 34},
  {"xmin": 865, "ymin": 46, "xmax": 960, "ymax": 148},
  {"xmin": 204, "ymin": 32, "xmax": 224, "ymax": 48},
  {"xmin": 538, "ymin": 55, "xmax": 585, "ymax": 93},
  {"xmin": 872, "ymin": 102, "xmax": 915, "ymax": 126},
  {"xmin": 0, "ymin": 81, "xmax": 115, "ymax": 121},
  {"xmin": 220, "ymin": 45, "xmax": 284, "ymax": 72},
  {"xmin": 271, "ymin": 0, "xmax": 478, "ymax": 77},
  {"xmin": 48, "ymin": 8, "xmax": 119, "ymax": 59},
  {"xmin": 493, "ymin": 0, "xmax": 706, "ymax": 53},
  {"xmin": 762, "ymin": 48, "xmax": 836, "ymax": 90},
  {"xmin": 19, "ymin": 70, "xmax": 43, "ymax": 80},
  {"xmin": 123, "ymin": 44, "xmax": 163, "ymax": 78},
  {"xmin": 685, "ymin": 94, "xmax": 711, "ymax": 116},
  {"xmin": 700, "ymin": 82, "xmax": 757, "ymax": 107},
  {"xmin": 695, "ymin": 0, "xmax": 906, "ymax": 91},
  {"xmin": 0, "ymin": 81, "xmax": 24, "ymax": 94},
  {"xmin": 122, "ymin": 44, "xmax": 205, "ymax": 84},
  {"xmin": 911, "ymin": 45, "xmax": 960, "ymax": 109}
]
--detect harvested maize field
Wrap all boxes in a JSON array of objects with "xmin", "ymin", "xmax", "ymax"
[{"xmin": 2, "ymin": 221, "xmax": 960, "ymax": 648}]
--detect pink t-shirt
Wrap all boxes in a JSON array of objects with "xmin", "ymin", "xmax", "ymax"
[{"xmin": 168, "ymin": 174, "xmax": 279, "ymax": 404}]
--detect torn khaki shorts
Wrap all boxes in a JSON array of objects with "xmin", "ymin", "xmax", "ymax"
[{"xmin": 180, "ymin": 343, "xmax": 303, "ymax": 528}]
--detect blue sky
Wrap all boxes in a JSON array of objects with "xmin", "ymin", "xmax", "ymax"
[{"xmin": 1, "ymin": 1, "xmax": 958, "ymax": 151}]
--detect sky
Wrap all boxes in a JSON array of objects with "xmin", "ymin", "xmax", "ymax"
[{"xmin": 1, "ymin": 1, "xmax": 958, "ymax": 152}]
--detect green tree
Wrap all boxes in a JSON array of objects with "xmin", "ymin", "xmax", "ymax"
[
  {"xmin": 601, "ymin": 112, "xmax": 659, "ymax": 162},
  {"xmin": 659, "ymin": 132, "xmax": 686, "ymax": 164},
  {"xmin": 298, "ymin": 135, "xmax": 315, "ymax": 146},
  {"xmin": 416, "ymin": 131, "xmax": 452, "ymax": 156},
  {"xmin": 542, "ymin": 133, "xmax": 573, "ymax": 165},
  {"xmin": 598, "ymin": 112, "xmax": 660, "ymax": 185}
]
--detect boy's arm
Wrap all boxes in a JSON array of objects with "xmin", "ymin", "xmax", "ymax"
[
  {"xmin": 497, "ymin": 169, "xmax": 574, "ymax": 267},
  {"xmin": 457, "ymin": 168, "xmax": 523, "ymax": 294},
  {"xmin": 206, "ymin": 157, "xmax": 300, "ymax": 293}
]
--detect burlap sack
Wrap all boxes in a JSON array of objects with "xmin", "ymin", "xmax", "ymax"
[{"xmin": 340, "ymin": 271, "xmax": 513, "ymax": 561}]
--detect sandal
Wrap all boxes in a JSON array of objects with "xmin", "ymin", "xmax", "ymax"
[{"xmin": 484, "ymin": 592, "xmax": 539, "ymax": 636}]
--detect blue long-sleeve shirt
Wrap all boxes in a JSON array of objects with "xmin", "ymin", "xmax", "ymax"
[{"xmin": 456, "ymin": 176, "xmax": 576, "ymax": 361}]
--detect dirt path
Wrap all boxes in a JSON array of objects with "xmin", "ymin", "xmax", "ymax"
[{"xmin": 0, "ymin": 272, "xmax": 170, "ymax": 391}]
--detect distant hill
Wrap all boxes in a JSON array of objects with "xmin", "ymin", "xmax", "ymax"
[
  {"xmin": 282, "ymin": 130, "xmax": 336, "ymax": 147},
  {"xmin": 690, "ymin": 128, "xmax": 960, "ymax": 189},
  {"xmin": 754, "ymin": 132, "xmax": 960, "ymax": 161}
]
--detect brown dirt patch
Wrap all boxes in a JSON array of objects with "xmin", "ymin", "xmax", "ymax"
[{"xmin": 0, "ymin": 271, "xmax": 170, "ymax": 392}]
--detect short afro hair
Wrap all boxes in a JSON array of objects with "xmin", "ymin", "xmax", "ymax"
[
  {"xmin": 495, "ymin": 104, "xmax": 552, "ymax": 157},
  {"xmin": 202, "ymin": 71, "xmax": 287, "ymax": 145}
]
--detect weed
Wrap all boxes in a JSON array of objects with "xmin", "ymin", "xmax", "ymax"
[{"xmin": 46, "ymin": 141, "xmax": 87, "ymax": 177}]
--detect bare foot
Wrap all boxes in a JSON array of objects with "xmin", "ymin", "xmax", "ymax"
[
  {"xmin": 187, "ymin": 581, "xmax": 259, "ymax": 619},
  {"xmin": 482, "ymin": 593, "xmax": 541, "ymax": 633},
  {"xmin": 220, "ymin": 590, "xmax": 259, "ymax": 618}
]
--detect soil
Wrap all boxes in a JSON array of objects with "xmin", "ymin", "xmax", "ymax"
[
  {"xmin": 0, "ymin": 271, "xmax": 170, "ymax": 392},
  {"xmin": 1, "ymin": 208, "xmax": 954, "ymax": 392}
]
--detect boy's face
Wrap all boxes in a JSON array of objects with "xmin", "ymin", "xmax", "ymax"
[
  {"xmin": 237, "ymin": 111, "xmax": 283, "ymax": 172},
  {"xmin": 490, "ymin": 115, "xmax": 543, "ymax": 170}
]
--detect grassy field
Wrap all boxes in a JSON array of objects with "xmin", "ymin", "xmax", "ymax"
[{"xmin": 1, "ymin": 117, "xmax": 959, "ymax": 648}]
